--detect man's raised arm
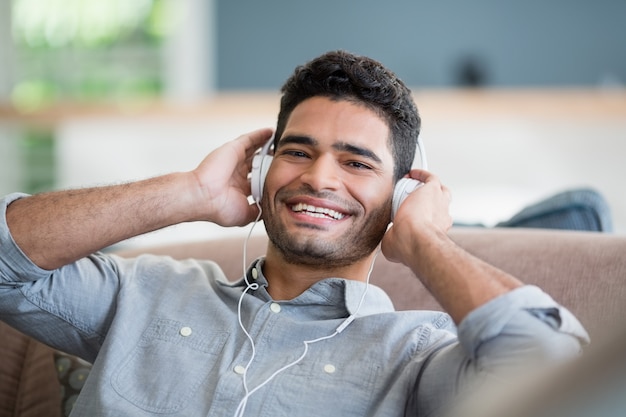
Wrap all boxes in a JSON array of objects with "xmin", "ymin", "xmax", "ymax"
[
  {"xmin": 382, "ymin": 169, "xmax": 523, "ymax": 324},
  {"xmin": 5, "ymin": 128, "xmax": 273, "ymax": 271}
]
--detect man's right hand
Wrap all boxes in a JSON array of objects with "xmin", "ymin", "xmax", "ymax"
[{"xmin": 191, "ymin": 128, "xmax": 273, "ymax": 227}]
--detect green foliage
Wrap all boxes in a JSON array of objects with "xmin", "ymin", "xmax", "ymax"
[
  {"xmin": 10, "ymin": 0, "xmax": 170, "ymax": 106},
  {"xmin": 18, "ymin": 128, "xmax": 56, "ymax": 194},
  {"xmin": 11, "ymin": 0, "xmax": 168, "ymax": 49}
]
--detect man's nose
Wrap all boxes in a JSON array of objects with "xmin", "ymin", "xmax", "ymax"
[{"xmin": 299, "ymin": 155, "xmax": 342, "ymax": 192}]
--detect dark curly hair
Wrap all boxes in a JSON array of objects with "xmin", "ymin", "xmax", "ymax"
[{"xmin": 275, "ymin": 50, "xmax": 421, "ymax": 182}]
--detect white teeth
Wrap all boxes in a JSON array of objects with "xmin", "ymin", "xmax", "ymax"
[{"xmin": 291, "ymin": 203, "xmax": 345, "ymax": 220}]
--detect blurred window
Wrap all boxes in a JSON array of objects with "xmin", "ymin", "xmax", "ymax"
[
  {"xmin": 11, "ymin": 0, "xmax": 177, "ymax": 111},
  {"xmin": 8, "ymin": 0, "xmax": 179, "ymax": 194}
]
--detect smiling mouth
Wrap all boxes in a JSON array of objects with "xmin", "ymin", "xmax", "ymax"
[{"xmin": 290, "ymin": 203, "xmax": 346, "ymax": 220}]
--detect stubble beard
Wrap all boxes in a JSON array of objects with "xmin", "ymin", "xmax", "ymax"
[{"xmin": 262, "ymin": 193, "xmax": 392, "ymax": 268}]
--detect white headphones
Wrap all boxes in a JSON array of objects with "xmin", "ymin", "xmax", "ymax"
[
  {"xmin": 250, "ymin": 137, "xmax": 274, "ymax": 203},
  {"xmin": 250, "ymin": 136, "xmax": 428, "ymax": 220}
]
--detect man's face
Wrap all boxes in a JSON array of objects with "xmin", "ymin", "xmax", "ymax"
[{"xmin": 262, "ymin": 96, "xmax": 395, "ymax": 268}]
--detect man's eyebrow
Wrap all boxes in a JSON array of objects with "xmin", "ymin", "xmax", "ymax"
[
  {"xmin": 277, "ymin": 136, "xmax": 383, "ymax": 164},
  {"xmin": 277, "ymin": 135, "xmax": 317, "ymax": 148},
  {"xmin": 333, "ymin": 141, "xmax": 382, "ymax": 164}
]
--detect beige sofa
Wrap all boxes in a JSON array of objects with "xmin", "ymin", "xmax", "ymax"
[{"xmin": 2, "ymin": 227, "xmax": 626, "ymax": 416}]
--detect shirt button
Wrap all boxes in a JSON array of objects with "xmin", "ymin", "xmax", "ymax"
[
  {"xmin": 324, "ymin": 364, "xmax": 336, "ymax": 374},
  {"xmin": 270, "ymin": 303, "xmax": 281, "ymax": 313},
  {"xmin": 234, "ymin": 365, "xmax": 246, "ymax": 375},
  {"xmin": 179, "ymin": 326, "xmax": 192, "ymax": 337},
  {"xmin": 251, "ymin": 268, "xmax": 258, "ymax": 280}
]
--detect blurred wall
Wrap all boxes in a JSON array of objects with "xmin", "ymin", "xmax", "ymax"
[
  {"xmin": 216, "ymin": 0, "xmax": 626, "ymax": 89},
  {"xmin": 2, "ymin": 1, "xmax": 625, "ymax": 244},
  {"xmin": 0, "ymin": 1, "xmax": 12, "ymax": 98}
]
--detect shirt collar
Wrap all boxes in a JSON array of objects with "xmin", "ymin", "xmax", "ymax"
[{"xmin": 225, "ymin": 257, "xmax": 395, "ymax": 316}]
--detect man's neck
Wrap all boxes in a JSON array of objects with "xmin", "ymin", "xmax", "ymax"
[{"xmin": 262, "ymin": 245, "xmax": 376, "ymax": 301}]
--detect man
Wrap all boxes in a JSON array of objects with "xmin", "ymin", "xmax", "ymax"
[{"xmin": 0, "ymin": 50, "xmax": 588, "ymax": 416}]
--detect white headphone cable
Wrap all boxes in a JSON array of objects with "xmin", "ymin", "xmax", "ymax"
[
  {"xmin": 235, "ymin": 198, "xmax": 380, "ymax": 417},
  {"xmin": 242, "ymin": 199, "xmax": 263, "ymax": 287},
  {"xmin": 237, "ymin": 199, "xmax": 263, "ymax": 409}
]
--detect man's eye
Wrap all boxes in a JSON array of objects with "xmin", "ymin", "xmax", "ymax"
[
  {"xmin": 347, "ymin": 161, "xmax": 372, "ymax": 170},
  {"xmin": 284, "ymin": 150, "xmax": 309, "ymax": 158}
]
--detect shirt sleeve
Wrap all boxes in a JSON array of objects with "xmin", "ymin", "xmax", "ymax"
[
  {"xmin": 0, "ymin": 193, "xmax": 124, "ymax": 362},
  {"xmin": 0, "ymin": 193, "xmax": 50, "ymax": 281},
  {"xmin": 412, "ymin": 285, "xmax": 589, "ymax": 417},
  {"xmin": 458, "ymin": 285, "xmax": 589, "ymax": 359}
]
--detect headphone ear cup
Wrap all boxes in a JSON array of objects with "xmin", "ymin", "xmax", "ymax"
[
  {"xmin": 391, "ymin": 136, "xmax": 427, "ymax": 220},
  {"xmin": 250, "ymin": 137, "xmax": 275, "ymax": 202},
  {"xmin": 391, "ymin": 178, "xmax": 421, "ymax": 220},
  {"xmin": 251, "ymin": 154, "xmax": 273, "ymax": 202}
]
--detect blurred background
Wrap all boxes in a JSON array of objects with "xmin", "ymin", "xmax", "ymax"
[{"xmin": 0, "ymin": 0, "xmax": 625, "ymax": 247}]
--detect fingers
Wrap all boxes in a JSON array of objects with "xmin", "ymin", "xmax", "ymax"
[
  {"xmin": 237, "ymin": 128, "xmax": 274, "ymax": 159},
  {"xmin": 408, "ymin": 169, "xmax": 450, "ymax": 194},
  {"xmin": 441, "ymin": 184, "xmax": 452, "ymax": 204},
  {"xmin": 407, "ymin": 168, "xmax": 453, "ymax": 227},
  {"xmin": 437, "ymin": 184, "xmax": 453, "ymax": 229},
  {"xmin": 407, "ymin": 168, "xmax": 440, "ymax": 184}
]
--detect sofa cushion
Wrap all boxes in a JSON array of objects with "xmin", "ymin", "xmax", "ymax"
[
  {"xmin": 54, "ymin": 351, "xmax": 92, "ymax": 416},
  {"xmin": 0, "ymin": 322, "xmax": 61, "ymax": 417}
]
